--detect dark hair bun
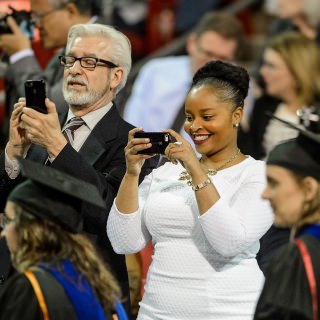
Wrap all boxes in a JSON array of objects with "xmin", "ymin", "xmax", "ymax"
[{"xmin": 192, "ymin": 60, "xmax": 250, "ymax": 100}]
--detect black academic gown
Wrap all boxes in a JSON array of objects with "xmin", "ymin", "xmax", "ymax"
[
  {"xmin": 254, "ymin": 234, "xmax": 320, "ymax": 320},
  {"xmin": 0, "ymin": 268, "xmax": 113, "ymax": 320}
]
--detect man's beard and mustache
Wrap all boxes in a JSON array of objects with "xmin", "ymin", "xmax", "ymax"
[{"xmin": 63, "ymin": 76, "xmax": 109, "ymax": 109}]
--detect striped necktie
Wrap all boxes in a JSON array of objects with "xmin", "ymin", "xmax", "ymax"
[{"xmin": 62, "ymin": 117, "xmax": 85, "ymax": 145}]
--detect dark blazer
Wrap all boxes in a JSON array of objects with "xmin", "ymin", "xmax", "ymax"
[{"xmin": 0, "ymin": 104, "xmax": 158, "ymax": 312}]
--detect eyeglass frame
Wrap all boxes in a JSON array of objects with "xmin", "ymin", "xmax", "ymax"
[
  {"xmin": 59, "ymin": 55, "xmax": 118, "ymax": 70},
  {"xmin": 195, "ymin": 38, "xmax": 233, "ymax": 62},
  {"xmin": 0, "ymin": 213, "xmax": 17, "ymax": 229},
  {"xmin": 31, "ymin": 4, "xmax": 68, "ymax": 24}
]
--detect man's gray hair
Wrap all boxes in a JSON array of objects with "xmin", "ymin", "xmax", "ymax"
[{"xmin": 66, "ymin": 23, "xmax": 132, "ymax": 95}]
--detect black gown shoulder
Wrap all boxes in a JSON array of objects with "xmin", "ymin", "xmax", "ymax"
[
  {"xmin": 0, "ymin": 272, "xmax": 43, "ymax": 320},
  {"xmin": 254, "ymin": 235, "xmax": 320, "ymax": 320},
  {"xmin": 0, "ymin": 269, "xmax": 78, "ymax": 320}
]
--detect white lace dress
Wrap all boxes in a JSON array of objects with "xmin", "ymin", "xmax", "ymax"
[{"xmin": 107, "ymin": 157, "xmax": 273, "ymax": 320}]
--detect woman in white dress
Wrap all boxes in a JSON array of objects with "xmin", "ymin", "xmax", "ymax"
[{"xmin": 107, "ymin": 60, "xmax": 274, "ymax": 320}]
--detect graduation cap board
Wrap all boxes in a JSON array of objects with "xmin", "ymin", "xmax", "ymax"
[
  {"xmin": 8, "ymin": 158, "xmax": 106, "ymax": 232},
  {"xmin": 265, "ymin": 111, "xmax": 320, "ymax": 181}
]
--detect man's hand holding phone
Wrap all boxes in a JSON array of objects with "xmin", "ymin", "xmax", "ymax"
[
  {"xmin": 17, "ymin": 81, "xmax": 67, "ymax": 157},
  {"xmin": 6, "ymin": 97, "xmax": 31, "ymax": 160},
  {"xmin": 21, "ymin": 99, "xmax": 66, "ymax": 158}
]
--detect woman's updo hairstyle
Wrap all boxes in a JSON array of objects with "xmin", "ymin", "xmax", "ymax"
[{"xmin": 191, "ymin": 60, "xmax": 250, "ymax": 109}]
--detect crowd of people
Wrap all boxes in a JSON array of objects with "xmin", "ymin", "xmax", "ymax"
[{"xmin": 0, "ymin": 0, "xmax": 319, "ymax": 319}]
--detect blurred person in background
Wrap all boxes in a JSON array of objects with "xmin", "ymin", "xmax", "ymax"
[
  {"xmin": 269, "ymin": 0, "xmax": 320, "ymax": 42},
  {"xmin": 123, "ymin": 11, "xmax": 246, "ymax": 141},
  {"xmin": 246, "ymin": 32, "xmax": 320, "ymax": 161},
  {"xmin": 0, "ymin": 0, "xmax": 101, "ymax": 139},
  {"xmin": 253, "ymin": 0, "xmax": 320, "ymax": 87}
]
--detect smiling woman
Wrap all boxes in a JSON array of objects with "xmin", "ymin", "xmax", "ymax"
[{"xmin": 107, "ymin": 60, "xmax": 274, "ymax": 320}]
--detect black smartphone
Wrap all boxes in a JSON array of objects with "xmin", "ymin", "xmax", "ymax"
[
  {"xmin": 134, "ymin": 132, "xmax": 172, "ymax": 154},
  {"xmin": 24, "ymin": 80, "xmax": 47, "ymax": 114}
]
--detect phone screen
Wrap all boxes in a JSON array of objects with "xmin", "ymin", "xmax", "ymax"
[
  {"xmin": 134, "ymin": 132, "xmax": 171, "ymax": 154},
  {"xmin": 24, "ymin": 80, "xmax": 47, "ymax": 114}
]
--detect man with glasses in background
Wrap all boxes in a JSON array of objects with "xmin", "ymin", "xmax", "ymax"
[
  {"xmin": 0, "ymin": 23, "xmax": 158, "ymax": 314},
  {"xmin": 0, "ymin": 0, "xmax": 104, "ymax": 140},
  {"xmin": 123, "ymin": 11, "xmax": 246, "ymax": 140}
]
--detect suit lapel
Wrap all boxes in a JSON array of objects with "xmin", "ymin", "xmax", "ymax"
[
  {"xmin": 78, "ymin": 105, "xmax": 120, "ymax": 165},
  {"xmin": 29, "ymin": 105, "xmax": 121, "ymax": 166}
]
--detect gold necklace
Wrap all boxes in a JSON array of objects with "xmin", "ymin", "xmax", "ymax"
[{"xmin": 179, "ymin": 149, "xmax": 241, "ymax": 183}]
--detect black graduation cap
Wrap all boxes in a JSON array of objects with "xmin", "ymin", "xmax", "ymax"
[
  {"xmin": 8, "ymin": 158, "xmax": 106, "ymax": 232},
  {"xmin": 266, "ymin": 112, "xmax": 320, "ymax": 180}
]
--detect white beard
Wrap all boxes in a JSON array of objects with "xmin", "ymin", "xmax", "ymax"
[
  {"xmin": 63, "ymin": 87, "xmax": 104, "ymax": 109},
  {"xmin": 63, "ymin": 75, "xmax": 110, "ymax": 109}
]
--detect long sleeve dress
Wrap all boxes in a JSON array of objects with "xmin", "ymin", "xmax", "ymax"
[{"xmin": 107, "ymin": 157, "xmax": 274, "ymax": 320}]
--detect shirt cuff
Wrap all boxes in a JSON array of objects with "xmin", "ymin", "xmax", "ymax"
[
  {"xmin": 9, "ymin": 48, "xmax": 34, "ymax": 64},
  {"xmin": 5, "ymin": 147, "xmax": 20, "ymax": 179}
]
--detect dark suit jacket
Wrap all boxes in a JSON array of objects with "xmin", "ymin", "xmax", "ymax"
[{"xmin": 0, "ymin": 104, "xmax": 158, "ymax": 312}]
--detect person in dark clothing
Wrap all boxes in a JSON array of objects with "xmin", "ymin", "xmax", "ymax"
[
  {"xmin": 0, "ymin": 159, "xmax": 126, "ymax": 320},
  {"xmin": 0, "ymin": 23, "xmax": 158, "ymax": 315},
  {"xmin": 254, "ymin": 115, "xmax": 320, "ymax": 320}
]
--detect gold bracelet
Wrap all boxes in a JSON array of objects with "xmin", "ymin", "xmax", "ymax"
[{"xmin": 190, "ymin": 178, "xmax": 211, "ymax": 191}]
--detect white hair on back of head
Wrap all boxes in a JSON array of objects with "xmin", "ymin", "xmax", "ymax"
[{"xmin": 66, "ymin": 23, "xmax": 132, "ymax": 95}]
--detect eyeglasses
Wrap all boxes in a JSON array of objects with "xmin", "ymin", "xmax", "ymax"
[
  {"xmin": 196, "ymin": 40, "xmax": 232, "ymax": 62},
  {"xmin": 31, "ymin": 7, "xmax": 63, "ymax": 23},
  {"xmin": 0, "ymin": 213, "xmax": 16, "ymax": 229},
  {"xmin": 59, "ymin": 55, "xmax": 118, "ymax": 70}
]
